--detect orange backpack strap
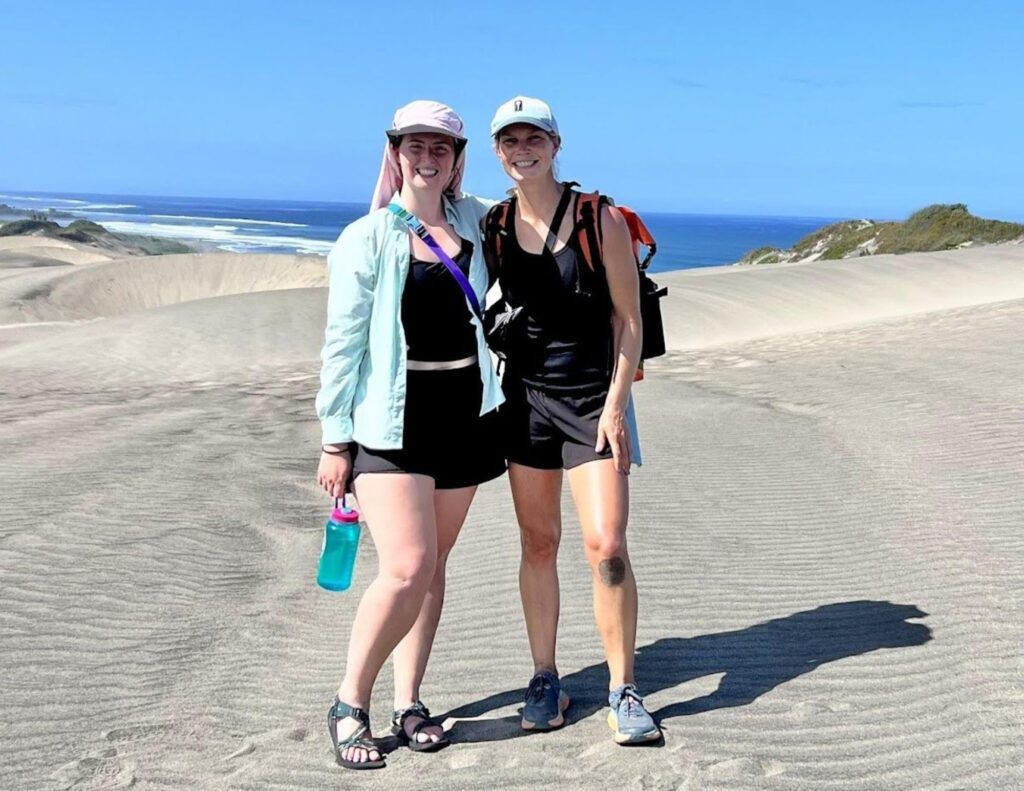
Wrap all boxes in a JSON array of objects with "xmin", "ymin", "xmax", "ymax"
[
  {"xmin": 614, "ymin": 205, "xmax": 657, "ymax": 269},
  {"xmin": 483, "ymin": 199, "xmax": 514, "ymax": 286},
  {"xmin": 574, "ymin": 191, "xmax": 611, "ymax": 271},
  {"xmin": 615, "ymin": 205, "xmax": 655, "ymax": 247}
]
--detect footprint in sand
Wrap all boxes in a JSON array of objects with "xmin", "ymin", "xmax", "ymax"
[
  {"xmin": 635, "ymin": 772, "xmax": 682, "ymax": 791},
  {"xmin": 53, "ymin": 747, "xmax": 137, "ymax": 790},
  {"xmin": 104, "ymin": 722, "xmax": 174, "ymax": 743},
  {"xmin": 702, "ymin": 755, "xmax": 787, "ymax": 781},
  {"xmin": 446, "ymin": 749, "xmax": 481, "ymax": 770},
  {"xmin": 788, "ymin": 700, "xmax": 855, "ymax": 720},
  {"xmin": 224, "ymin": 726, "xmax": 308, "ymax": 762}
]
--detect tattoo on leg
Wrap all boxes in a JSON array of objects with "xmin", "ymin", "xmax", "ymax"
[{"xmin": 599, "ymin": 557, "xmax": 626, "ymax": 586}]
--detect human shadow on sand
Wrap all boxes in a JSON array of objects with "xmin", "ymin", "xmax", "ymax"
[{"xmin": 441, "ymin": 600, "xmax": 930, "ymax": 744}]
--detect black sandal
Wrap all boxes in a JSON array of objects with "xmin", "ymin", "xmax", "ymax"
[
  {"xmin": 391, "ymin": 700, "xmax": 450, "ymax": 752},
  {"xmin": 327, "ymin": 698, "xmax": 386, "ymax": 770}
]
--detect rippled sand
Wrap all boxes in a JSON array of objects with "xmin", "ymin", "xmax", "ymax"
[{"xmin": 1, "ymin": 245, "xmax": 1022, "ymax": 789}]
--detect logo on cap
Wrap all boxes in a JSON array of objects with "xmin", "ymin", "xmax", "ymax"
[{"xmin": 514, "ymin": 100, "xmax": 523, "ymax": 111}]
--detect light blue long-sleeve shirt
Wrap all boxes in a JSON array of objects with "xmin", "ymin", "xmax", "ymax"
[{"xmin": 316, "ymin": 192, "xmax": 503, "ymax": 448}]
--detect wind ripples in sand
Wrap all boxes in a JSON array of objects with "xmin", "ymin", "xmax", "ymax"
[{"xmin": 2, "ymin": 247, "xmax": 1023, "ymax": 788}]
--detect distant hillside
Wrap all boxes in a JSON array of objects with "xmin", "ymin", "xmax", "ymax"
[
  {"xmin": 739, "ymin": 204, "xmax": 1024, "ymax": 265},
  {"xmin": 0, "ymin": 218, "xmax": 192, "ymax": 256}
]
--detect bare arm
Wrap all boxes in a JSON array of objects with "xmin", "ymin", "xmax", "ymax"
[{"xmin": 594, "ymin": 204, "xmax": 642, "ymax": 472}]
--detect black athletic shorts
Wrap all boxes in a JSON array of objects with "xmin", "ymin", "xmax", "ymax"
[
  {"xmin": 500, "ymin": 376, "xmax": 614, "ymax": 470},
  {"xmin": 352, "ymin": 365, "xmax": 506, "ymax": 490}
]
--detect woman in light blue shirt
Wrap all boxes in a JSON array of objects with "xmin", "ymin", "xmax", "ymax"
[{"xmin": 315, "ymin": 100, "xmax": 504, "ymax": 770}]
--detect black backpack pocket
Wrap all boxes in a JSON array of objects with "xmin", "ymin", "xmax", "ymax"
[{"xmin": 639, "ymin": 272, "xmax": 667, "ymax": 360}]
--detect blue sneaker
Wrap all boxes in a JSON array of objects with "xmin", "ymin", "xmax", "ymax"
[
  {"xmin": 521, "ymin": 671, "xmax": 570, "ymax": 730},
  {"xmin": 607, "ymin": 683, "xmax": 661, "ymax": 744}
]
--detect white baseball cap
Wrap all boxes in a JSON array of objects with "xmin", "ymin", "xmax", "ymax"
[{"xmin": 490, "ymin": 96, "xmax": 559, "ymax": 138}]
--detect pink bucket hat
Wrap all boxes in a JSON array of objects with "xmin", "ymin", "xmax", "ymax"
[{"xmin": 370, "ymin": 100, "xmax": 468, "ymax": 211}]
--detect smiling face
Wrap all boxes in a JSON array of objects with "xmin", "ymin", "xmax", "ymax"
[
  {"xmin": 393, "ymin": 133, "xmax": 457, "ymax": 192},
  {"xmin": 495, "ymin": 123, "xmax": 560, "ymax": 184}
]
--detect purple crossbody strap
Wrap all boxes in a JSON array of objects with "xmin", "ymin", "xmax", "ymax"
[{"xmin": 387, "ymin": 203, "xmax": 482, "ymax": 319}]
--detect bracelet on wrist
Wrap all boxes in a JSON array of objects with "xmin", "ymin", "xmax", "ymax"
[{"xmin": 322, "ymin": 444, "xmax": 351, "ymax": 456}]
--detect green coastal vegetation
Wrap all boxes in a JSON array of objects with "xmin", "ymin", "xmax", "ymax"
[
  {"xmin": 739, "ymin": 204, "xmax": 1024, "ymax": 265},
  {"xmin": 0, "ymin": 216, "xmax": 193, "ymax": 255},
  {"xmin": 0, "ymin": 203, "xmax": 74, "ymax": 219},
  {"xmin": 0, "ymin": 218, "xmax": 102, "ymax": 240}
]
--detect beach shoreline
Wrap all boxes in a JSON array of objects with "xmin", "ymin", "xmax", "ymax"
[{"xmin": 0, "ymin": 189, "xmax": 842, "ymax": 269}]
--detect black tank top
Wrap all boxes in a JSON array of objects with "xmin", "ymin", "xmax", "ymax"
[
  {"xmin": 402, "ymin": 238, "xmax": 477, "ymax": 362},
  {"xmin": 499, "ymin": 206, "xmax": 613, "ymax": 390}
]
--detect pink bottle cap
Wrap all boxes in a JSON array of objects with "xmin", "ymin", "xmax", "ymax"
[{"xmin": 332, "ymin": 496, "xmax": 360, "ymax": 523}]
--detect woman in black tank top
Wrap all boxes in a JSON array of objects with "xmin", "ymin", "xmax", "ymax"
[
  {"xmin": 484, "ymin": 96, "xmax": 661, "ymax": 744},
  {"xmin": 499, "ymin": 193, "xmax": 614, "ymax": 389}
]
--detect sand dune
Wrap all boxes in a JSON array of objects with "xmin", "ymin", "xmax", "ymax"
[
  {"xmin": 0, "ymin": 247, "xmax": 113, "ymax": 268},
  {"xmin": 0, "ymin": 252, "xmax": 326, "ymax": 325},
  {"xmin": 0, "ymin": 235, "xmax": 116, "ymax": 268},
  {"xmin": 0, "ymin": 287, "xmax": 326, "ymax": 387},
  {"xmin": 0, "ymin": 235, "xmax": 104, "ymax": 252},
  {"xmin": 657, "ymin": 244, "xmax": 1024, "ymax": 349},
  {"xmin": 3, "ymin": 243, "xmax": 1023, "ymax": 384},
  {"xmin": 2, "ymin": 244, "xmax": 1022, "ymax": 789}
]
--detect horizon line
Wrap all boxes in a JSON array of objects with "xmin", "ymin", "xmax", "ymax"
[{"xmin": 4, "ymin": 186, "xmax": 1017, "ymax": 225}]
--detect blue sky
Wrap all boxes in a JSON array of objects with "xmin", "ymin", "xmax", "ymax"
[{"xmin": 2, "ymin": 1, "xmax": 1022, "ymax": 219}]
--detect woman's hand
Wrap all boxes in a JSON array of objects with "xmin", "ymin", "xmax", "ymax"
[
  {"xmin": 317, "ymin": 449, "xmax": 352, "ymax": 498},
  {"xmin": 595, "ymin": 407, "xmax": 631, "ymax": 475}
]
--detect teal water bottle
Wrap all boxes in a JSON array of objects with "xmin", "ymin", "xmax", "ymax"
[{"xmin": 317, "ymin": 496, "xmax": 362, "ymax": 592}]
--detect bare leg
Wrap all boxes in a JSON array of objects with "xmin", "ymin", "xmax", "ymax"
[
  {"xmin": 332, "ymin": 473, "xmax": 437, "ymax": 765},
  {"xmin": 567, "ymin": 459, "xmax": 636, "ymax": 688},
  {"xmin": 391, "ymin": 485, "xmax": 477, "ymax": 744},
  {"xmin": 509, "ymin": 463, "xmax": 564, "ymax": 675}
]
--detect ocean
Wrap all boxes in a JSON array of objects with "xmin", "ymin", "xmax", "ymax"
[{"xmin": 0, "ymin": 190, "xmax": 838, "ymax": 272}]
